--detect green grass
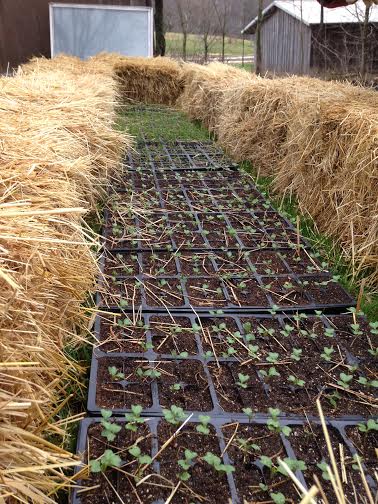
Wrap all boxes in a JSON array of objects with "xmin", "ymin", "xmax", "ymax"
[
  {"xmin": 118, "ymin": 105, "xmax": 211, "ymax": 142},
  {"xmin": 165, "ymin": 32, "xmax": 252, "ymax": 58},
  {"xmin": 232, "ymin": 62, "xmax": 254, "ymax": 72}
]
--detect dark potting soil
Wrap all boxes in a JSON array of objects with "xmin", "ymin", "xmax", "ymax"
[
  {"xmin": 156, "ymin": 423, "xmax": 231, "ymax": 503},
  {"xmin": 221, "ymin": 424, "xmax": 300, "ymax": 503},
  {"xmin": 186, "ymin": 278, "xmax": 227, "ymax": 307},
  {"xmin": 96, "ymin": 357, "xmax": 212, "ymax": 412},
  {"xmin": 226, "ymin": 278, "xmax": 268, "ymax": 307}
]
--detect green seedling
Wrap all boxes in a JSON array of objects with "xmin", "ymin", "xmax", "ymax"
[
  {"xmin": 266, "ymin": 352, "xmax": 279, "ymax": 364},
  {"xmin": 163, "ymin": 405, "xmax": 186, "ymax": 425},
  {"xmin": 108, "ymin": 366, "xmax": 125, "ymax": 381},
  {"xmin": 291, "ymin": 348, "xmax": 302, "ymax": 362},
  {"xmin": 128, "ymin": 445, "xmax": 152, "ymax": 465},
  {"xmin": 236, "ymin": 373, "xmax": 250, "ymax": 389},
  {"xmin": 203, "ymin": 452, "xmax": 235, "ymax": 474},
  {"xmin": 288, "ymin": 375, "xmax": 305, "ymax": 387},
  {"xmin": 350, "ymin": 323, "xmax": 363, "ymax": 336},
  {"xmin": 177, "ymin": 449, "xmax": 197, "ymax": 481},
  {"xmin": 369, "ymin": 321, "xmax": 378, "ymax": 335},
  {"xmin": 119, "ymin": 298, "xmax": 129, "ymax": 308},
  {"xmin": 89, "ymin": 449, "xmax": 122, "ymax": 473},
  {"xmin": 260, "ymin": 366, "xmax": 280, "ymax": 379},
  {"xmin": 280, "ymin": 325, "xmax": 294, "ymax": 338},
  {"xmin": 196, "ymin": 415, "xmax": 211, "ymax": 435},
  {"xmin": 125, "ymin": 405, "xmax": 144, "ymax": 432},
  {"xmin": 321, "ymin": 346, "xmax": 334, "ymax": 362},
  {"xmin": 236, "ymin": 437, "xmax": 260, "ymax": 453},
  {"xmin": 267, "ymin": 408, "xmax": 291, "ymax": 436},
  {"xmin": 368, "ymin": 347, "xmax": 378, "ymax": 357},
  {"xmin": 170, "ymin": 350, "xmax": 189, "ymax": 359},
  {"xmin": 278, "ymin": 457, "xmax": 307, "ymax": 475},
  {"xmin": 242, "ymin": 407, "xmax": 254, "ymax": 421},
  {"xmin": 325, "ymin": 327, "xmax": 335, "ymax": 338},
  {"xmin": 317, "ymin": 461, "xmax": 331, "ymax": 481},
  {"xmin": 100, "ymin": 410, "xmax": 122, "ymax": 442},
  {"xmin": 271, "ymin": 493, "xmax": 286, "ymax": 504},
  {"xmin": 337, "ymin": 372, "xmax": 353, "ymax": 389},
  {"xmin": 136, "ymin": 367, "xmax": 161, "ymax": 379},
  {"xmin": 170, "ymin": 383, "xmax": 182, "ymax": 391},
  {"xmin": 358, "ymin": 419, "xmax": 378, "ymax": 433},
  {"xmin": 357, "ymin": 376, "xmax": 378, "ymax": 388}
]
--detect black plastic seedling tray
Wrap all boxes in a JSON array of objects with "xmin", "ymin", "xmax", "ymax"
[
  {"xmin": 125, "ymin": 140, "xmax": 239, "ymax": 172},
  {"xmin": 97, "ymin": 271, "xmax": 354, "ymax": 313},
  {"xmin": 71, "ymin": 415, "xmax": 377, "ymax": 504},
  {"xmin": 87, "ymin": 312, "xmax": 375, "ymax": 417}
]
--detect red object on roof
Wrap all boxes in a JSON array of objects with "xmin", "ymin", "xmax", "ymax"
[{"xmin": 317, "ymin": 0, "xmax": 358, "ymax": 7}]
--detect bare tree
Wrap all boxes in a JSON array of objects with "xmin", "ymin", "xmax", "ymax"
[
  {"xmin": 360, "ymin": 5, "xmax": 371, "ymax": 78},
  {"xmin": 175, "ymin": 0, "xmax": 192, "ymax": 60},
  {"xmin": 212, "ymin": 0, "xmax": 231, "ymax": 62},
  {"xmin": 194, "ymin": 0, "xmax": 217, "ymax": 62}
]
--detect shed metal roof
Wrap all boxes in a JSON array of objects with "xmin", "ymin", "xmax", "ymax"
[{"xmin": 242, "ymin": 0, "xmax": 378, "ymax": 34}]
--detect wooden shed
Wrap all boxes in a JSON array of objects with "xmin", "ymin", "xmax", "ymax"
[{"xmin": 242, "ymin": 0, "xmax": 378, "ymax": 75}]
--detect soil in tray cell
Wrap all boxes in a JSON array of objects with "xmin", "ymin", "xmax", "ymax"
[
  {"xmin": 279, "ymin": 250, "xmax": 323, "ymax": 275},
  {"xmin": 103, "ymin": 252, "xmax": 140, "ymax": 277},
  {"xmin": 157, "ymin": 360, "xmax": 213, "ymax": 411},
  {"xmin": 247, "ymin": 250, "xmax": 289, "ymax": 275},
  {"xmin": 145, "ymin": 278, "xmax": 185, "ymax": 307},
  {"xmin": 141, "ymin": 251, "xmax": 179, "ymax": 276},
  {"xmin": 303, "ymin": 276, "xmax": 352, "ymax": 305},
  {"xmin": 208, "ymin": 362, "xmax": 267, "ymax": 413},
  {"xmin": 99, "ymin": 279, "xmax": 142, "ymax": 309},
  {"xmin": 261, "ymin": 276, "xmax": 309, "ymax": 307},
  {"xmin": 178, "ymin": 252, "xmax": 217, "ymax": 276},
  {"xmin": 328, "ymin": 314, "xmax": 378, "ymax": 361},
  {"xmin": 157, "ymin": 423, "xmax": 232, "ymax": 503},
  {"xmin": 96, "ymin": 357, "xmax": 153, "ymax": 409},
  {"xmin": 200, "ymin": 317, "xmax": 249, "ymax": 359},
  {"xmin": 222, "ymin": 424, "xmax": 300, "ymax": 503},
  {"xmin": 173, "ymin": 230, "xmax": 207, "ymax": 248},
  {"xmin": 204, "ymin": 229, "xmax": 240, "ymax": 248},
  {"xmin": 81, "ymin": 423, "xmax": 154, "ymax": 504},
  {"xmin": 186, "ymin": 278, "xmax": 227, "ymax": 307},
  {"xmin": 225, "ymin": 278, "xmax": 268, "ymax": 307},
  {"xmin": 289, "ymin": 424, "xmax": 372, "ymax": 502},
  {"xmin": 213, "ymin": 250, "xmax": 252, "ymax": 277},
  {"xmin": 345, "ymin": 422, "xmax": 378, "ymax": 462},
  {"xmin": 149, "ymin": 315, "xmax": 198, "ymax": 355},
  {"xmin": 97, "ymin": 314, "xmax": 148, "ymax": 353}
]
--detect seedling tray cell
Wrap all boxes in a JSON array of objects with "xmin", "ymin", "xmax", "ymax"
[
  {"xmin": 71, "ymin": 415, "xmax": 376, "ymax": 504},
  {"xmin": 88, "ymin": 312, "xmax": 376, "ymax": 418}
]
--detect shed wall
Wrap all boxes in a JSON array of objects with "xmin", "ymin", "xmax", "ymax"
[
  {"xmin": 260, "ymin": 8, "xmax": 311, "ymax": 74},
  {"xmin": 0, "ymin": 0, "xmax": 145, "ymax": 72}
]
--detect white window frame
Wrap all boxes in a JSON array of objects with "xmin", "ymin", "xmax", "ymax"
[{"xmin": 49, "ymin": 3, "xmax": 154, "ymax": 58}]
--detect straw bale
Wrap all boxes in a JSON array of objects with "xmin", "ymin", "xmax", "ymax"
[
  {"xmin": 178, "ymin": 62, "xmax": 254, "ymax": 132},
  {"xmin": 114, "ymin": 56, "xmax": 184, "ymax": 105},
  {"xmin": 0, "ymin": 55, "xmax": 131, "ymax": 502}
]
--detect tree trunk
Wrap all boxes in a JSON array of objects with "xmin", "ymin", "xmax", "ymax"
[
  {"xmin": 182, "ymin": 32, "xmax": 187, "ymax": 61},
  {"xmin": 154, "ymin": 0, "xmax": 166, "ymax": 57},
  {"xmin": 360, "ymin": 6, "xmax": 370, "ymax": 79},
  {"xmin": 204, "ymin": 34, "xmax": 209, "ymax": 62},
  {"xmin": 255, "ymin": 0, "xmax": 263, "ymax": 75},
  {"xmin": 221, "ymin": 32, "xmax": 225, "ymax": 62}
]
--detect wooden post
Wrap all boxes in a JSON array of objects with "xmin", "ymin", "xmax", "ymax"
[
  {"xmin": 154, "ymin": 0, "xmax": 166, "ymax": 57},
  {"xmin": 255, "ymin": 0, "xmax": 263, "ymax": 75}
]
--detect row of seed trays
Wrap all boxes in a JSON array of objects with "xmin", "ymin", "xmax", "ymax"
[{"xmin": 75, "ymin": 141, "xmax": 377, "ymax": 504}]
